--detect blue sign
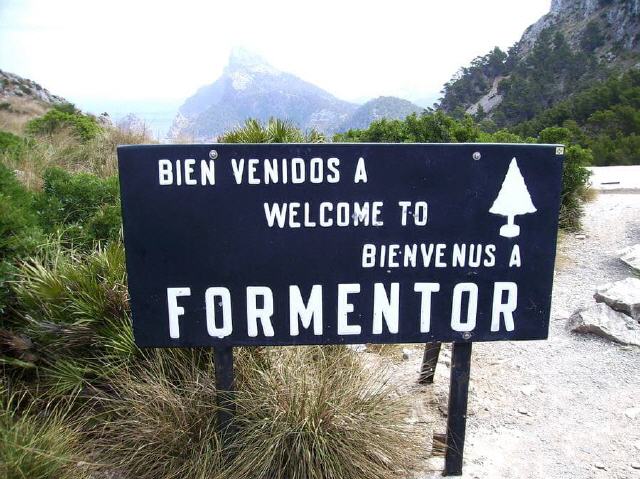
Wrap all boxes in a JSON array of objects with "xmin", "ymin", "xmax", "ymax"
[{"xmin": 117, "ymin": 144, "xmax": 563, "ymax": 348}]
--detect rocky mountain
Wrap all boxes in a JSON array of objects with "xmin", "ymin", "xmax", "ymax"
[
  {"xmin": 169, "ymin": 49, "xmax": 424, "ymax": 140},
  {"xmin": 439, "ymin": 0, "xmax": 640, "ymax": 126},
  {"xmin": 169, "ymin": 49, "xmax": 357, "ymax": 140},
  {"xmin": 0, "ymin": 70, "xmax": 67, "ymax": 133},
  {"xmin": 117, "ymin": 113, "xmax": 148, "ymax": 135},
  {"xmin": 519, "ymin": 0, "xmax": 640, "ymax": 57},
  {"xmin": 339, "ymin": 96, "xmax": 424, "ymax": 131},
  {"xmin": 0, "ymin": 69, "xmax": 66, "ymax": 105}
]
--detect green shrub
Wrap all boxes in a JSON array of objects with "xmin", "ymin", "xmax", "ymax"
[
  {"xmin": 12, "ymin": 242, "xmax": 135, "ymax": 396},
  {"xmin": 335, "ymin": 111, "xmax": 479, "ymax": 143},
  {"xmin": 219, "ymin": 118, "xmax": 324, "ymax": 143},
  {"xmin": 335, "ymin": 112, "xmax": 591, "ymax": 229},
  {"xmin": 26, "ymin": 104, "xmax": 101, "ymax": 142},
  {"xmin": 0, "ymin": 165, "xmax": 42, "ymax": 315},
  {"xmin": 558, "ymin": 145, "xmax": 592, "ymax": 230},
  {"xmin": 0, "ymin": 131, "xmax": 27, "ymax": 156},
  {"xmin": 537, "ymin": 127, "xmax": 592, "ymax": 229},
  {"xmin": 36, "ymin": 167, "xmax": 121, "ymax": 246},
  {"xmin": 85, "ymin": 346, "xmax": 418, "ymax": 479}
]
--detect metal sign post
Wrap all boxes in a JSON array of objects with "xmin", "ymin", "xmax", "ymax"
[
  {"xmin": 419, "ymin": 342, "xmax": 442, "ymax": 384},
  {"xmin": 444, "ymin": 342, "xmax": 473, "ymax": 476},
  {"xmin": 214, "ymin": 345, "xmax": 235, "ymax": 441}
]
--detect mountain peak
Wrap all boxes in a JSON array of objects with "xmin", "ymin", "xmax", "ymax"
[{"xmin": 226, "ymin": 47, "xmax": 279, "ymax": 74}]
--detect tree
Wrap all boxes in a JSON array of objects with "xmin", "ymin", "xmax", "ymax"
[
  {"xmin": 489, "ymin": 158, "xmax": 537, "ymax": 238},
  {"xmin": 580, "ymin": 20, "xmax": 604, "ymax": 52}
]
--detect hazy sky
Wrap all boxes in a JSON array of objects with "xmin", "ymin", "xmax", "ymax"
[{"xmin": 0, "ymin": 0, "xmax": 550, "ymax": 109}]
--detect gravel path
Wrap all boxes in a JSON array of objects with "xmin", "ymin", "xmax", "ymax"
[{"xmin": 376, "ymin": 192, "xmax": 640, "ymax": 478}]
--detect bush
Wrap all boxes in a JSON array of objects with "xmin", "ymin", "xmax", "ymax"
[
  {"xmin": 537, "ymin": 127, "xmax": 592, "ymax": 229},
  {"xmin": 0, "ymin": 125, "xmax": 153, "ymax": 186},
  {"xmin": 0, "ymin": 165, "xmax": 42, "ymax": 315},
  {"xmin": 12, "ymin": 242, "xmax": 135, "ymax": 396},
  {"xmin": 558, "ymin": 145, "xmax": 593, "ymax": 230},
  {"xmin": 26, "ymin": 104, "xmax": 101, "ymax": 142},
  {"xmin": 336, "ymin": 112, "xmax": 591, "ymax": 229},
  {"xmin": 335, "ymin": 111, "xmax": 479, "ymax": 143},
  {"xmin": 0, "ymin": 131, "xmax": 27, "ymax": 156},
  {"xmin": 36, "ymin": 167, "xmax": 121, "ymax": 246}
]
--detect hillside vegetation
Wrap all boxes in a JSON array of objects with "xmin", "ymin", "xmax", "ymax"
[
  {"xmin": 0, "ymin": 109, "xmax": 425, "ymax": 479},
  {"xmin": 335, "ymin": 111, "xmax": 591, "ymax": 230},
  {"xmin": 0, "ymin": 98, "xmax": 590, "ymax": 477},
  {"xmin": 439, "ymin": 0, "xmax": 640, "ymax": 165}
]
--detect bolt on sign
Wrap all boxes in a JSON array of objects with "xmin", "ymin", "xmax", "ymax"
[{"xmin": 117, "ymin": 144, "xmax": 564, "ymax": 348}]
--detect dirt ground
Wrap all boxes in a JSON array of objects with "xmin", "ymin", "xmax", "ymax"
[{"xmin": 369, "ymin": 192, "xmax": 640, "ymax": 479}]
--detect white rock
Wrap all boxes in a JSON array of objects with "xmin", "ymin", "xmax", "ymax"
[
  {"xmin": 347, "ymin": 344, "xmax": 367, "ymax": 353},
  {"xmin": 575, "ymin": 234, "xmax": 587, "ymax": 240},
  {"xmin": 567, "ymin": 303, "xmax": 640, "ymax": 347},
  {"xmin": 594, "ymin": 278, "xmax": 640, "ymax": 321},
  {"xmin": 402, "ymin": 348, "xmax": 412, "ymax": 360},
  {"xmin": 619, "ymin": 244, "xmax": 640, "ymax": 273},
  {"xmin": 520, "ymin": 385, "xmax": 536, "ymax": 396},
  {"xmin": 624, "ymin": 407, "xmax": 640, "ymax": 419}
]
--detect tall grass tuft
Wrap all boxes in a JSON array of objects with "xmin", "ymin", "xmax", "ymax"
[
  {"xmin": 11, "ymin": 241, "xmax": 136, "ymax": 397},
  {"xmin": 0, "ymin": 387, "xmax": 89, "ymax": 479},
  {"xmin": 86, "ymin": 349, "xmax": 223, "ymax": 479},
  {"xmin": 219, "ymin": 118, "xmax": 325, "ymax": 143},
  {"xmin": 225, "ymin": 346, "xmax": 419, "ymax": 479}
]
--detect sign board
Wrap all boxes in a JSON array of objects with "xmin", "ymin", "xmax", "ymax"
[{"xmin": 118, "ymin": 144, "xmax": 563, "ymax": 348}]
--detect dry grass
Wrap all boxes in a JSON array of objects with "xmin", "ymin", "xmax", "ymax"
[
  {"xmin": 554, "ymin": 230, "xmax": 572, "ymax": 271},
  {"xmin": 582, "ymin": 186, "xmax": 599, "ymax": 203},
  {"xmin": 0, "ymin": 97, "xmax": 50, "ymax": 135},
  {"xmin": 1, "ymin": 126, "xmax": 152, "ymax": 189},
  {"xmin": 224, "ymin": 346, "xmax": 420, "ymax": 479},
  {"xmin": 81, "ymin": 346, "xmax": 420, "ymax": 479},
  {"xmin": 365, "ymin": 343, "xmax": 406, "ymax": 359},
  {"xmin": 85, "ymin": 349, "xmax": 223, "ymax": 479}
]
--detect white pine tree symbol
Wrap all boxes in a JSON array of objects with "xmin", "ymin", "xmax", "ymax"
[{"xmin": 489, "ymin": 157, "xmax": 537, "ymax": 238}]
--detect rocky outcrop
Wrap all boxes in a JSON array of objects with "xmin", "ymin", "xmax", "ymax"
[
  {"xmin": 568, "ymin": 303, "xmax": 640, "ymax": 347},
  {"xmin": 466, "ymin": 76, "xmax": 506, "ymax": 116},
  {"xmin": 594, "ymin": 278, "xmax": 640, "ymax": 321},
  {"xmin": 0, "ymin": 69, "xmax": 65, "ymax": 105},
  {"xmin": 339, "ymin": 96, "xmax": 424, "ymax": 131},
  {"xmin": 442, "ymin": 0, "xmax": 640, "ymax": 118},
  {"xmin": 619, "ymin": 244, "xmax": 640, "ymax": 273},
  {"xmin": 117, "ymin": 113, "xmax": 148, "ymax": 135},
  {"xmin": 520, "ymin": 0, "xmax": 640, "ymax": 56}
]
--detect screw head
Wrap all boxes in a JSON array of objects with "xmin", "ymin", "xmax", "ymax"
[
  {"xmin": 462, "ymin": 332, "xmax": 472, "ymax": 340},
  {"xmin": 472, "ymin": 152, "xmax": 481, "ymax": 161},
  {"xmin": 209, "ymin": 150, "xmax": 218, "ymax": 160}
]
